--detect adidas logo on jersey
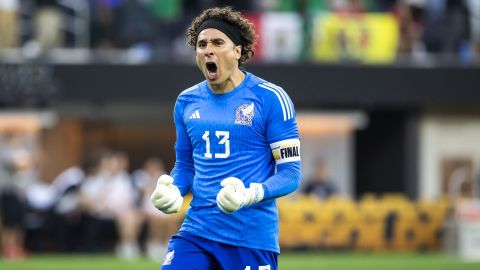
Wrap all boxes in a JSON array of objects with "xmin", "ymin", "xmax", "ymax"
[{"xmin": 189, "ymin": 110, "xmax": 200, "ymax": 119}]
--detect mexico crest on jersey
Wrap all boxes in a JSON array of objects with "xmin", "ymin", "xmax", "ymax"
[{"xmin": 235, "ymin": 102, "xmax": 255, "ymax": 126}]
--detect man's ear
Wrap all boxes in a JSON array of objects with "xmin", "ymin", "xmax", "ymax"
[{"xmin": 235, "ymin": 45, "xmax": 242, "ymax": 60}]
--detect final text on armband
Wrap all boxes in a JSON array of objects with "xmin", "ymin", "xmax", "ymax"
[{"xmin": 280, "ymin": 146, "xmax": 300, "ymax": 159}]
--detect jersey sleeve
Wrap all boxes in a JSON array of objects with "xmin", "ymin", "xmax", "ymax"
[
  {"xmin": 261, "ymin": 83, "xmax": 301, "ymax": 199},
  {"xmin": 264, "ymin": 84, "xmax": 300, "ymax": 165},
  {"xmin": 265, "ymin": 84, "xmax": 299, "ymax": 144},
  {"xmin": 170, "ymin": 96, "xmax": 195, "ymax": 196}
]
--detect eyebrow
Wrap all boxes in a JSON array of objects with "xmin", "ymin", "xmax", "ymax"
[{"xmin": 197, "ymin": 38, "xmax": 226, "ymax": 44}]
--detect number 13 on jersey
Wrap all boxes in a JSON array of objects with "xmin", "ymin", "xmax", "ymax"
[{"xmin": 202, "ymin": 130, "xmax": 230, "ymax": 159}]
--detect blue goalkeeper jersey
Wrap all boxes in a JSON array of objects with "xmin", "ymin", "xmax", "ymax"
[{"xmin": 171, "ymin": 71, "xmax": 301, "ymax": 253}]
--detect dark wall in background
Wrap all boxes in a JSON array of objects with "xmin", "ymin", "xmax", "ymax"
[
  {"xmin": 51, "ymin": 63, "xmax": 480, "ymax": 108},
  {"xmin": 3, "ymin": 63, "xmax": 478, "ymax": 108}
]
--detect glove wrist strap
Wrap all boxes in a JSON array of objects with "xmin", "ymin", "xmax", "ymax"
[{"xmin": 245, "ymin": 183, "xmax": 264, "ymax": 206}]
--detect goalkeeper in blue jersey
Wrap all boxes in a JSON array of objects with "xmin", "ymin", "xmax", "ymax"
[{"xmin": 151, "ymin": 6, "xmax": 301, "ymax": 270}]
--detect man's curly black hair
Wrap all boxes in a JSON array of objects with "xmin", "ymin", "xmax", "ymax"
[{"xmin": 186, "ymin": 7, "xmax": 257, "ymax": 68}]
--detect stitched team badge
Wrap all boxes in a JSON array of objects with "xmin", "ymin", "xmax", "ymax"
[{"xmin": 234, "ymin": 102, "xmax": 255, "ymax": 126}]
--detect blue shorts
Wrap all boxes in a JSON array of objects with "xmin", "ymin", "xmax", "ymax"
[{"xmin": 160, "ymin": 231, "xmax": 278, "ymax": 270}]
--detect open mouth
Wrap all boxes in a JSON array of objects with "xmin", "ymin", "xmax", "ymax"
[{"xmin": 205, "ymin": 62, "xmax": 218, "ymax": 81}]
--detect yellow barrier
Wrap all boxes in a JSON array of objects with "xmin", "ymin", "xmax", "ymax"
[{"xmin": 278, "ymin": 194, "xmax": 453, "ymax": 251}]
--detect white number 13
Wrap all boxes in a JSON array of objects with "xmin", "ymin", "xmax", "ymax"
[{"xmin": 202, "ymin": 131, "xmax": 230, "ymax": 159}]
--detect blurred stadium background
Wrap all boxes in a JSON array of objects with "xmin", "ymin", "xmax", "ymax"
[{"xmin": 1, "ymin": 0, "xmax": 480, "ymax": 268}]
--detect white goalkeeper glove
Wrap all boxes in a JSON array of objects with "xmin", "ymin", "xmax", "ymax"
[
  {"xmin": 216, "ymin": 177, "xmax": 264, "ymax": 214},
  {"xmin": 150, "ymin": 174, "xmax": 183, "ymax": 214}
]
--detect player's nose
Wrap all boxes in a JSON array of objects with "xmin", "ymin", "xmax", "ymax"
[{"xmin": 205, "ymin": 43, "xmax": 215, "ymax": 55}]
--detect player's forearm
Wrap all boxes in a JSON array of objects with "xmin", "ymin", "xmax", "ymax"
[
  {"xmin": 261, "ymin": 162, "xmax": 301, "ymax": 200},
  {"xmin": 170, "ymin": 148, "xmax": 195, "ymax": 196}
]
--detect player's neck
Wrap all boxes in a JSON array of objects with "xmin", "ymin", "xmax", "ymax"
[{"xmin": 209, "ymin": 69, "xmax": 245, "ymax": 94}]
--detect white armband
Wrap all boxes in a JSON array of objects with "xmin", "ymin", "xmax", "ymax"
[{"xmin": 270, "ymin": 138, "xmax": 301, "ymax": 165}]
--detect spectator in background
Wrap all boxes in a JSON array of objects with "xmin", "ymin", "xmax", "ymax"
[
  {"xmin": 148, "ymin": 0, "xmax": 184, "ymax": 60},
  {"xmin": 133, "ymin": 157, "xmax": 176, "ymax": 261},
  {"xmin": 79, "ymin": 150, "xmax": 142, "ymax": 260},
  {"xmin": 49, "ymin": 151, "xmax": 102, "ymax": 252},
  {"xmin": 0, "ymin": 0, "xmax": 20, "ymax": 50},
  {"xmin": 422, "ymin": 0, "xmax": 471, "ymax": 61},
  {"xmin": 110, "ymin": 151, "xmax": 143, "ymax": 258},
  {"xmin": 0, "ymin": 131, "xmax": 37, "ymax": 260},
  {"xmin": 51, "ymin": 163, "xmax": 85, "ymax": 198},
  {"xmin": 394, "ymin": 0, "xmax": 426, "ymax": 61},
  {"xmin": 32, "ymin": 0, "xmax": 63, "ymax": 53},
  {"xmin": 303, "ymin": 158, "xmax": 337, "ymax": 200},
  {"xmin": 89, "ymin": 0, "xmax": 120, "ymax": 49},
  {"xmin": 466, "ymin": 0, "xmax": 480, "ymax": 61},
  {"xmin": 23, "ymin": 177, "xmax": 57, "ymax": 252},
  {"xmin": 112, "ymin": 0, "xmax": 156, "ymax": 48},
  {"xmin": 78, "ymin": 152, "xmax": 106, "ymax": 253}
]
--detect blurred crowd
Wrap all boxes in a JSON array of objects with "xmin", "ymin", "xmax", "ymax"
[
  {"xmin": 0, "ymin": 131, "xmax": 179, "ymax": 261},
  {"xmin": 0, "ymin": 0, "xmax": 479, "ymax": 63}
]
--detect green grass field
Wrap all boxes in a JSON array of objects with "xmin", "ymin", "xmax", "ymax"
[{"xmin": 1, "ymin": 252, "xmax": 480, "ymax": 270}]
